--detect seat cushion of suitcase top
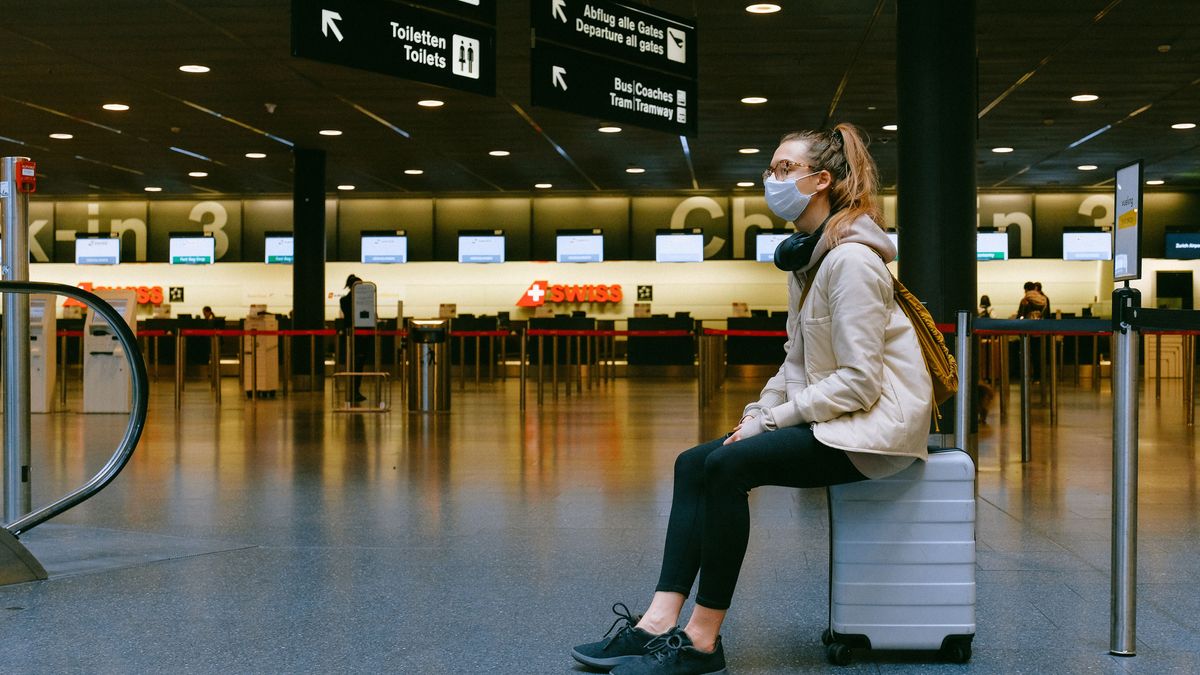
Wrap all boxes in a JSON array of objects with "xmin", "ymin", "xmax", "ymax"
[{"xmin": 828, "ymin": 448, "xmax": 977, "ymax": 651}]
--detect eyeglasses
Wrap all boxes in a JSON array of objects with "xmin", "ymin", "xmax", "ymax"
[{"xmin": 762, "ymin": 159, "xmax": 818, "ymax": 182}]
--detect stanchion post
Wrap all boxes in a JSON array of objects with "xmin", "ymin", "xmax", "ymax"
[
  {"xmin": 250, "ymin": 331, "xmax": 259, "ymax": 403},
  {"xmin": 174, "ymin": 331, "xmax": 184, "ymax": 409},
  {"xmin": 519, "ymin": 328, "xmax": 527, "ymax": 410},
  {"xmin": 1050, "ymin": 335, "xmax": 1059, "ymax": 425},
  {"xmin": 537, "ymin": 334, "xmax": 545, "ymax": 405},
  {"xmin": 954, "ymin": 311, "xmax": 972, "ymax": 455},
  {"xmin": 59, "ymin": 333, "xmax": 68, "ymax": 409},
  {"xmin": 1110, "ymin": 285, "xmax": 1140, "ymax": 656},
  {"xmin": 1154, "ymin": 333, "xmax": 1161, "ymax": 401},
  {"xmin": 1020, "ymin": 333, "xmax": 1032, "ymax": 463}
]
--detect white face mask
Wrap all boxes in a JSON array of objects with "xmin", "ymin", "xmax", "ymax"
[{"xmin": 763, "ymin": 172, "xmax": 819, "ymax": 222}]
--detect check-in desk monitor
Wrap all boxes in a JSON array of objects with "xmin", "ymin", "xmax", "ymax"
[
  {"xmin": 29, "ymin": 294, "xmax": 58, "ymax": 413},
  {"xmin": 169, "ymin": 232, "xmax": 216, "ymax": 264},
  {"xmin": 83, "ymin": 289, "xmax": 138, "ymax": 414},
  {"xmin": 361, "ymin": 230, "xmax": 408, "ymax": 263},
  {"xmin": 264, "ymin": 232, "xmax": 294, "ymax": 264},
  {"xmin": 1164, "ymin": 227, "xmax": 1200, "ymax": 260},
  {"xmin": 458, "ymin": 230, "xmax": 505, "ymax": 263},
  {"xmin": 75, "ymin": 233, "xmax": 120, "ymax": 265},
  {"xmin": 755, "ymin": 231, "xmax": 792, "ymax": 262},
  {"xmin": 976, "ymin": 231, "xmax": 1009, "ymax": 261},
  {"xmin": 656, "ymin": 229, "xmax": 704, "ymax": 262},
  {"xmin": 1062, "ymin": 228, "xmax": 1112, "ymax": 261},
  {"xmin": 556, "ymin": 229, "xmax": 604, "ymax": 263}
]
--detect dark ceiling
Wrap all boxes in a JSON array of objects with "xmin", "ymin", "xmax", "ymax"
[{"xmin": 0, "ymin": 0, "xmax": 1197, "ymax": 197}]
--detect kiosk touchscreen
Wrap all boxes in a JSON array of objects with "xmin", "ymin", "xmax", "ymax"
[
  {"xmin": 75, "ymin": 233, "xmax": 120, "ymax": 265},
  {"xmin": 458, "ymin": 230, "xmax": 505, "ymax": 263},
  {"xmin": 30, "ymin": 294, "xmax": 58, "ymax": 413},
  {"xmin": 1164, "ymin": 227, "xmax": 1200, "ymax": 260},
  {"xmin": 1062, "ymin": 228, "xmax": 1112, "ymax": 261},
  {"xmin": 264, "ymin": 232, "xmax": 294, "ymax": 264},
  {"xmin": 169, "ymin": 233, "xmax": 216, "ymax": 264},
  {"xmin": 755, "ymin": 231, "xmax": 792, "ymax": 262},
  {"xmin": 361, "ymin": 231, "xmax": 408, "ymax": 263},
  {"xmin": 556, "ymin": 229, "xmax": 604, "ymax": 263},
  {"xmin": 656, "ymin": 229, "xmax": 704, "ymax": 263},
  {"xmin": 976, "ymin": 231, "xmax": 1009, "ymax": 261},
  {"xmin": 83, "ymin": 289, "xmax": 138, "ymax": 414}
]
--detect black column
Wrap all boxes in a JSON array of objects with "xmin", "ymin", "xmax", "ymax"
[
  {"xmin": 896, "ymin": 0, "xmax": 976, "ymax": 434},
  {"xmin": 293, "ymin": 148, "xmax": 326, "ymax": 389}
]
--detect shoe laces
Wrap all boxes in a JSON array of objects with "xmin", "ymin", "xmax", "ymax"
[
  {"xmin": 601, "ymin": 602, "xmax": 640, "ymax": 646},
  {"xmin": 643, "ymin": 631, "xmax": 686, "ymax": 664}
]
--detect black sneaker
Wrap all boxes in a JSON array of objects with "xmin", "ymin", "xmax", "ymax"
[
  {"xmin": 571, "ymin": 603, "xmax": 665, "ymax": 671},
  {"xmin": 610, "ymin": 628, "xmax": 728, "ymax": 675}
]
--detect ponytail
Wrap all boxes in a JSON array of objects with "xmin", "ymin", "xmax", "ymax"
[{"xmin": 779, "ymin": 123, "xmax": 884, "ymax": 242}]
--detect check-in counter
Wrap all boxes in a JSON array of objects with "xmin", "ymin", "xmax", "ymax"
[
  {"xmin": 627, "ymin": 315, "xmax": 694, "ymax": 366},
  {"xmin": 726, "ymin": 314, "xmax": 787, "ymax": 366}
]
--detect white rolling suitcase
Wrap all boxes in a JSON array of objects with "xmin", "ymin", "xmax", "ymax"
[{"xmin": 823, "ymin": 447, "xmax": 976, "ymax": 665}]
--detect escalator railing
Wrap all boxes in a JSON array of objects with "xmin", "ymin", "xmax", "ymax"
[{"xmin": 1, "ymin": 281, "xmax": 149, "ymax": 536}]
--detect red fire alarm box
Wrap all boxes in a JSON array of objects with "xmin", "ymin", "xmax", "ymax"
[{"xmin": 15, "ymin": 159, "xmax": 36, "ymax": 193}]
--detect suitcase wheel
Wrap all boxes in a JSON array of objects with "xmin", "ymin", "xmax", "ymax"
[
  {"xmin": 820, "ymin": 629, "xmax": 834, "ymax": 646},
  {"xmin": 826, "ymin": 642, "xmax": 852, "ymax": 666},
  {"xmin": 940, "ymin": 638, "xmax": 972, "ymax": 663}
]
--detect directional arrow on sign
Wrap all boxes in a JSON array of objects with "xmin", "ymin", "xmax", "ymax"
[
  {"xmin": 552, "ymin": 65, "xmax": 567, "ymax": 90},
  {"xmin": 321, "ymin": 9, "xmax": 344, "ymax": 41},
  {"xmin": 552, "ymin": 0, "xmax": 567, "ymax": 23}
]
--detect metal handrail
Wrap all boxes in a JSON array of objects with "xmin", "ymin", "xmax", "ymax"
[{"xmin": 0, "ymin": 281, "xmax": 149, "ymax": 536}]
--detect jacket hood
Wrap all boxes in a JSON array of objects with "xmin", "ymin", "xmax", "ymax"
[{"xmin": 796, "ymin": 213, "xmax": 895, "ymax": 274}]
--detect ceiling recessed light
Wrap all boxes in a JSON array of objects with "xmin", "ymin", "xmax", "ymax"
[
  {"xmin": 48, "ymin": 133, "xmax": 73, "ymax": 140},
  {"xmin": 740, "ymin": 96, "xmax": 768, "ymax": 105},
  {"xmin": 337, "ymin": 184, "xmax": 356, "ymax": 191},
  {"xmin": 102, "ymin": 103, "xmax": 130, "ymax": 111},
  {"xmin": 736, "ymin": 181, "xmax": 756, "ymax": 187},
  {"xmin": 745, "ymin": 3, "xmax": 782, "ymax": 13},
  {"xmin": 417, "ymin": 99, "xmax": 444, "ymax": 107},
  {"xmin": 626, "ymin": 167, "xmax": 645, "ymax": 174},
  {"xmin": 179, "ymin": 64, "xmax": 210, "ymax": 73},
  {"xmin": 598, "ymin": 126, "xmax": 622, "ymax": 133},
  {"xmin": 738, "ymin": 148, "xmax": 760, "ymax": 154},
  {"xmin": 1171, "ymin": 122, "xmax": 1196, "ymax": 130},
  {"xmin": 534, "ymin": 183, "xmax": 553, "ymax": 189},
  {"xmin": 882, "ymin": 124, "xmax": 898, "ymax": 131},
  {"xmin": 245, "ymin": 152, "xmax": 267, "ymax": 159},
  {"xmin": 188, "ymin": 171, "xmax": 208, "ymax": 178},
  {"xmin": 144, "ymin": 186, "xmax": 162, "ymax": 192},
  {"xmin": 318, "ymin": 129, "xmax": 343, "ymax": 136},
  {"xmin": 488, "ymin": 150, "xmax": 511, "ymax": 157},
  {"xmin": 1077, "ymin": 164, "xmax": 1099, "ymax": 171},
  {"xmin": 1145, "ymin": 179, "xmax": 1165, "ymax": 186},
  {"xmin": 403, "ymin": 169, "xmax": 424, "ymax": 175},
  {"xmin": 991, "ymin": 147, "xmax": 1014, "ymax": 153},
  {"xmin": 1070, "ymin": 94, "xmax": 1099, "ymax": 102}
]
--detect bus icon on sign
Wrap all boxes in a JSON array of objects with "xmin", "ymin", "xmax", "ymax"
[{"xmin": 452, "ymin": 35, "xmax": 480, "ymax": 79}]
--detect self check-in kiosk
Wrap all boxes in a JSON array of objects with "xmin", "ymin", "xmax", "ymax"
[
  {"xmin": 82, "ymin": 289, "xmax": 137, "ymax": 413},
  {"xmin": 242, "ymin": 305, "xmax": 279, "ymax": 396},
  {"xmin": 29, "ymin": 294, "xmax": 57, "ymax": 413},
  {"xmin": 353, "ymin": 282, "xmax": 378, "ymax": 329}
]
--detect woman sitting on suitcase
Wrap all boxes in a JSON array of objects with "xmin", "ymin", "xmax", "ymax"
[{"xmin": 571, "ymin": 123, "xmax": 933, "ymax": 675}]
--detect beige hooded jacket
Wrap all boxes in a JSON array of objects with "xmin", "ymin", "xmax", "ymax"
[{"xmin": 739, "ymin": 214, "xmax": 932, "ymax": 478}]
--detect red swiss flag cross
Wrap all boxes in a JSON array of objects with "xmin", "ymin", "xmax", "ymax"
[{"xmin": 517, "ymin": 280, "xmax": 549, "ymax": 307}]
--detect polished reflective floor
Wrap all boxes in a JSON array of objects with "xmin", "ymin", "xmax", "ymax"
[{"xmin": 3, "ymin": 374, "xmax": 1199, "ymax": 673}]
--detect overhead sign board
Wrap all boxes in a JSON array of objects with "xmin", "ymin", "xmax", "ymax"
[
  {"xmin": 532, "ymin": 40, "xmax": 696, "ymax": 136},
  {"xmin": 405, "ymin": 0, "xmax": 496, "ymax": 25},
  {"xmin": 532, "ymin": 0, "xmax": 696, "ymax": 79},
  {"xmin": 291, "ymin": 0, "xmax": 496, "ymax": 96},
  {"xmin": 1113, "ymin": 161, "xmax": 1142, "ymax": 282}
]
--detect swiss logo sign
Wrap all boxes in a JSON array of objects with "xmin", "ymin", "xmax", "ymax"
[{"xmin": 517, "ymin": 280, "xmax": 624, "ymax": 307}]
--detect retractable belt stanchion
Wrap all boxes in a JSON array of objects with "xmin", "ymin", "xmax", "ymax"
[
  {"xmin": 519, "ymin": 328, "xmax": 527, "ymax": 411},
  {"xmin": 174, "ymin": 331, "xmax": 184, "ymax": 409},
  {"xmin": 1110, "ymin": 285, "xmax": 1140, "ymax": 657},
  {"xmin": 954, "ymin": 311, "xmax": 972, "ymax": 455},
  {"xmin": 1020, "ymin": 333, "xmax": 1032, "ymax": 462},
  {"xmin": 1154, "ymin": 334, "xmax": 1161, "ymax": 401}
]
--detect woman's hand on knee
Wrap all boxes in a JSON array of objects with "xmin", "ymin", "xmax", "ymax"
[{"xmin": 724, "ymin": 414, "xmax": 764, "ymax": 445}]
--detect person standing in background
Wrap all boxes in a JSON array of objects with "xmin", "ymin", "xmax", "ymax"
[
  {"xmin": 1017, "ymin": 282, "xmax": 1047, "ymax": 319},
  {"xmin": 1034, "ymin": 282, "xmax": 1051, "ymax": 316},
  {"xmin": 340, "ymin": 274, "xmax": 371, "ymax": 402},
  {"xmin": 978, "ymin": 295, "xmax": 993, "ymax": 318}
]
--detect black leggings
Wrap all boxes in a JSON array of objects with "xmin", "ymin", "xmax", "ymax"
[{"xmin": 654, "ymin": 426, "xmax": 867, "ymax": 610}]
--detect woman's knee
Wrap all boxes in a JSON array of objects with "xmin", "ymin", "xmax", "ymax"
[
  {"xmin": 702, "ymin": 446, "xmax": 744, "ymax": 488},
  {"xmin": 674, "ymin": 439, "xmax": 721, "ymax": 480}
]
